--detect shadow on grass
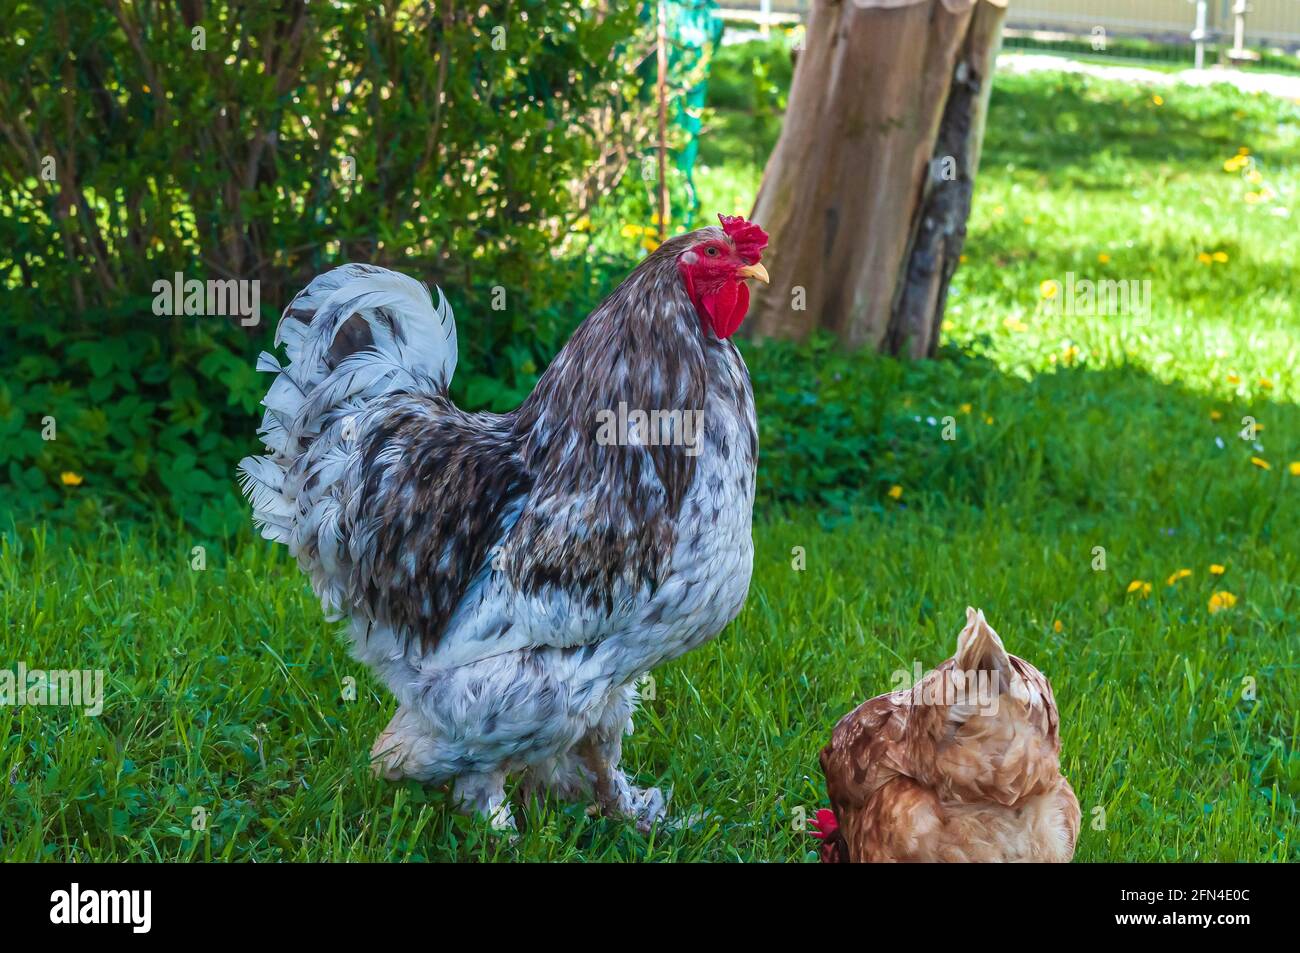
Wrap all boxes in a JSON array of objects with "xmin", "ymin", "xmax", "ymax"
[{"xmin": 753, "ymin": 337, "xmax": 1297, "ymax": 546}]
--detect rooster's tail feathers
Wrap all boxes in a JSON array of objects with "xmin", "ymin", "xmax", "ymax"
[
  {"xmin": 237, "ymin": 264, "xmax": 457, "ymax": 586},
  {"xmin": 274, "ymin": 263, "xmax": 456, "ymax": 394}
]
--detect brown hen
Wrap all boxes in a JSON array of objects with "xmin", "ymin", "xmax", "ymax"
[{"xmin": 817, "ymin": 608, "xmax": 1080, "ymax": 862}]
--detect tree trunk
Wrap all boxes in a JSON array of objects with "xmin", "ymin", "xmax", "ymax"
[{"xmin": 747, "ymin": 0, "xmax": 1008, "ymax": 357}]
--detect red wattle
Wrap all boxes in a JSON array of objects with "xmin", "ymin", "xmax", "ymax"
[{"xmin": 701, "ymin": 280, "xmax": 749, "ymax": 339}]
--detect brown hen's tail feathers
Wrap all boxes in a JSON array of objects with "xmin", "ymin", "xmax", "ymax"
[{"xmin": 956, "ymin": 606, "xmax": 1012, "ymax": 675}]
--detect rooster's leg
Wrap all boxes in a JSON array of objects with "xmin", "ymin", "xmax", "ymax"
[
  {"xmin": 371, "ymin": 707, "xmax": 515, "ymax": 831},
  {"xmin": 577, "ymin": 683, "xmax": 668, "ymax": 833},
  {"xmin": 370, "ymin": 705, "xmax": 440, "ymax": 782},
  {"xmin": 452, "ymin": 771, "xmax": 516, "ymax": 831}
]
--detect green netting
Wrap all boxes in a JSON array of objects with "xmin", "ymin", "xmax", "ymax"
[{"xmin": 641, "ymin": 1, "xmax": 725, "ymax": 227}]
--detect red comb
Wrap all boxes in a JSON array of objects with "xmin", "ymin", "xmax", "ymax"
[
  {"xmin": 809, "ymin": 808, "xmax": 839, "ymax": 841},
  {"xmin": 718, "ymin": 213, "xmax": 768, "ymax": 263}
]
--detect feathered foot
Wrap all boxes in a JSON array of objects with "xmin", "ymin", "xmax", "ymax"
[
  {"xmin": 369, "ymin": 706, "xmax": 438, "ymax": 782},
  {"xmin": 371, "ymin": 709, "xmax": 515, "ymax": 833},
  {"xmin": 571, "ymin": 683, "xmax": 670, "ymax": 833},
  {"xmin": 453, "ymin": 771, "xmax": 517, "ymax": 832},
  {"xmin": 584, "ymin": 769, "xmax": 669, "ymax": 834},
  {"xmin": 625, "ymin": 785, "xmax": 669, "ymax": 833},
  {"xmin": 579, "ymin": 739, "xmax": 668, "ymax": 833}
]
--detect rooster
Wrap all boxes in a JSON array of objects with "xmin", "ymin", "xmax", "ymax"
[
  {"xmin": 238, "ymin": 214, "xmax": 769, "ymax": 830},
  {"xmin": 815, "ymin": 609, "xmax": 1080, "ymax": 862}
]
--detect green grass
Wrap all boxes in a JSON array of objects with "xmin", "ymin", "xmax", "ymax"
[{"xmin": 2, "ymin": 58, "xmax": 1298, "ymax": 861}]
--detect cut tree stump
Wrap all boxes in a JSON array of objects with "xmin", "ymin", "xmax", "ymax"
[{"xmin": 746, "ymin": 0, "xmax": 1008, "ymax": 357}]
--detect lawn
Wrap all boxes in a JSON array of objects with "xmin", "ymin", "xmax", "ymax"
[{"xmin": 2, "ymin": 54, "xmax": 1297, "ymax": 861}]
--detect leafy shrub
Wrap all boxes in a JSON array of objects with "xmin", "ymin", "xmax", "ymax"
[
  {"xmin": 0, "ymin": 1, "xmax": 658, "ymax": 534},
  {"xmin": 698, "ymin": 37, "xmax": 792, "ymax": 169}
]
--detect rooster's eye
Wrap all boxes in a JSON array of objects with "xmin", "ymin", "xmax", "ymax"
[{"xmin": 705, "ymin": 246, "xmax": 719, "ymax": 257}]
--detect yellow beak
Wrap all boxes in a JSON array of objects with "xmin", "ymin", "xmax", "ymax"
[{"xmin": 736, "ymin": 262, "xmax": 770, "ymax": 284}]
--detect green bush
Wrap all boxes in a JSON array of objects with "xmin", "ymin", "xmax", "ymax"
[
  {"xmin": 698, "ymin": 37, "xmax": 792, "ymax": 169},
  {"xmin": 0, "ymin": 1, "xmax": 652, "ymax": 534}
]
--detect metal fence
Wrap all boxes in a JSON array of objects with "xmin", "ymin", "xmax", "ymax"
[
  {"xmin": 719, "ymin": 1, "xmax": 1300, "ymax": 63},
  {"xmin": 1008, "ymin": 1, "xmax": 1300, "ymax": 47}
]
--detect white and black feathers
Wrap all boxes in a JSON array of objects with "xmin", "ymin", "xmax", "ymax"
[
  {"xmin": 239, "ymin": 232, "xmax": 753, "ymax": 655},
  {"xmin": 237, "ymin": 230, "xmax": 759, "ymax": 812},
  {"xmin": 237, "ymin": 263, "xmax": 458, "ymax": 618}
]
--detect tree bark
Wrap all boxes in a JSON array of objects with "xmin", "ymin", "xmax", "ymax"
[{"xmin": 747, "ymin": 0, "xmax": 1008, "ymax": 357}]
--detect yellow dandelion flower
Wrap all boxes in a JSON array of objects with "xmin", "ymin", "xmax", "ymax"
[
  {"xmin": 1152, "ymin": 94, "xmax": 1164, "ymax": 106},
  {"xmin": 1212, "ymin": 251, "xmax": 1229, "ymax": 263},
  {"xmin": 1126, "ymin": 579, "xmax": 1152, "ymax": 597},
  {"xmin": 984, "ymin": 415, "xmax": 994, "ymax": 425},
  {"xmin": 1061, "ymin": 344, "xmax": 1080, "ymax": 366},
  {"xmin": 1039, "ymin": 279, "xmax": 1058, "ymax": 299},
  {"xmin": 887, "ymin": 485, "xmax": 903, "ymax": 501},
  {"xmin": 1209, "ymin": 564, "xmax": 1226, "ymax": 575},
  {"xmin": 959, "ymin": 254, "xmax": 968, "ymax": 264},
  {"xmin": 1208, "ymin": 591, "xmax": 1237, "ymax": 614},
  {"xmin": 1239, "ymin": 146, "xmax": 1250, "ymax": 155},
  {"xmin": 1209, "ymin": 409, "xmax": 1222, "ymax": 420},
  {"xmin": 572, "ymin": 216, "xmax": 592, "ymax": 233},
  {"xmin": 641, "ymin": 237, "xmax": 659, "ymax": 253},
  {"xmin": 1290, "ymin": 462, "xmax": 1300, "ymax": 476},
  {"xmin": 1259, "ymin": 377, "xmax": 1273, "ymax": 389},
  {"xmin": 1250, "ymin": 457, "xmax": 1271, "ymax": 470},
  {"xmin": 959, "ymin": 403, "xmax": 972, "ymax": 415},
  {"xmin": 619, "ymin": 223, "xmax": 645, "ymax": 239},
  {"xmin": 1223, "ymin": 155, "xmax": 1248, "ymax": 172},
  {"xmin": 60, "ymin": 471, "xmax": 83, "ymax": 486},
  {"xmin": 1166, "ymin": 568, "xmax": 1192, "ymax": 586},
  {"xmin": 1098, "ymin": 253, "xmax": 1111, "ymax": 264},
  {"xmin": 1197, "ymin": 252, "xmax": 1213, "ymax": 265},
  {"xmin": 1226, "ymin": 372, "xmax": 1240, "ymax": 385},
  {"xmin": 1053, "ymin": 620, "xmax": 1063, "ymax": 633}
]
